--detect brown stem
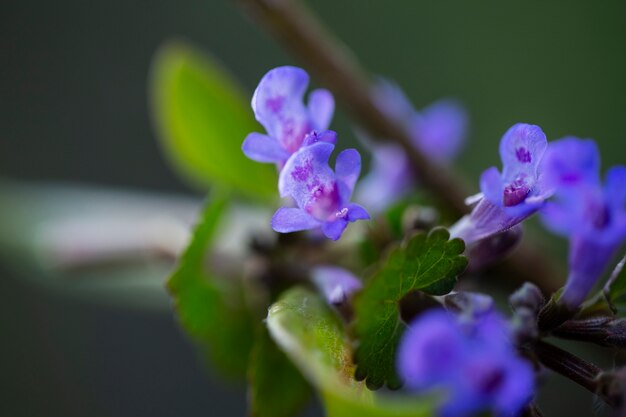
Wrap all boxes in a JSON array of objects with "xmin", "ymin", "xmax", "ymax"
[
  {"xmin": 533, "ymin": 341, "xmax": 614, "ymax": 406},
  {"xmin": 233, "ymin": 0, "xmax": 562, "ymax": 293}
]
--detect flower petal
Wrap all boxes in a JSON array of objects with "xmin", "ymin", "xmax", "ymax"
[
  {"xmin": 605, "ymin": 165, "xmax": 626, "ymax": 210},
  {"xmin": 499, "ymin": 123, "xmax": 547, "ymax": 182},
  {"xmin": 321, "ymin": 219, "xmax": 348, "ymax": 240},
  {"xmin": 307, "ymin": 89, "xmax": 335, "ymax": 131},
  {"xmin": 479, "ymin": 166, "xmax": 504, "ymax": 206},
  {"xmin": 335, "ymin": 148, "xmax": 362, "ymax": 198},
  {"xmin": 346, "ymin": 203, "xmax": 370, "ymax": 222},
  {"xmin": 356, "ymin": 145, "xmax": 413, "ymax": 213},
  {"xmin": 301, "ymin": 130, "xmax": 337, "ymax": 147},
  {"xmin": 411, "ymin": 99, "xmax": 468, "ymax": 163},
  {"xmin": 242, "ymin": 132, "xmax": 290, "ymax": 163},
  {"xmin": 278, "ymin": 142, "xmax": 336, "ymax": 205},
  {"xmin": 251, "ymin": 66, "xmax": 311, "ymax": 152},
  {"xmin": 271, "ymin": 207, "xmax": 320, "ymax": 233},
  {"xmin": 542, "ymin": 137, "xmax": 601, "ymax": 192}
]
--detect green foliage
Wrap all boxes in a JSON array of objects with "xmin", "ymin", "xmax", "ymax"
[
  {"xmin": 353, "ymin": 228, "xmax": 468, "ymax": 389},
  {"xmin": 248, "ymin": 326, "xmax": 312, "ymax": 417},
  {"xmin": 150, "ymin": 41, "xmax": 277, "ymax": 201},
  {"xmin": 267, "ymin": 287, "xmax": 435, "ymax": 417},
  {"xmin": 168, "ymin": 195, "xmax": 255, "ymax": 377}
]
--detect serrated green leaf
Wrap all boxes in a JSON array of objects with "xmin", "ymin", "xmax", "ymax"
[
  {"xmin": 353, "ymin": 228, "xmax": 467, "ymax": 389},
  {"xmin": 168, "ymin": 195, "xmax": 255, "ymax": 377},
  {"xmin": 150, "ymin": 41, "xmax": 277, "ymax": 201},
  {"xmin": 248, "ymin": 326, "xmax": 312, "ymax": 417},
  {"xmin": 267, "ymin": 287, "xmax": 435, "ymax": 417}
]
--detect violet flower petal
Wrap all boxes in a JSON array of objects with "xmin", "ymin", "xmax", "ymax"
[
  {"xmin": 321, "ymin": 219, "xmax": 348, "ymax": 241},
  {"xmin": 271, "ymin": 207, "xmax": 320, "ymax": 233},
  {"xmin": 251, "ymin": 66, "xmax": 312, "ymax": 153},
  {"xmin": 335, "ymin": 148, "xmax": 362, "ymax": 197},
  {"xmin": 278, "ymin": 142, "xmax": 336, "ymax": 206},
  {"xmin": 410, "ymin": 99, "xmax": 468, "ymax": 162},
  {"xmin": 242, "ymin": 132, "xmax": 291, "ymax": 163},
  {"xmin": 307, "ymin": 89, "xmax": 335, "ymax": 131},
  {"xmin": 355, "ymin": 144, "xmax": 414, "ymax": 213}
]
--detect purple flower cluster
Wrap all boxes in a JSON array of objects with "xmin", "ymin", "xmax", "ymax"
[
  {"xmin": 450, "ymin": 123, "xmax": 552, "ymax": 244},
  {"xmin": 242, "ymin": 66, "xmax": 370, "ymax": 240},
  {"xmin": 356, "ymin": 81, "xmax": 468, "ymax": 213},
  {"xmin": 450, "ymin": 124, "xmax": 626, "ymax": 308},
  {"xmin": 541, "ymin": 138, "xmax": 626, "ymax": 308},
  {"xmin": 398, "ymin": 308, "xmax": 534, "ymax": 417}
]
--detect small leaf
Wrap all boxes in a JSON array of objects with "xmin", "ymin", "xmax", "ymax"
[
  {"xmin": 150, "ymin": 41, "xmax": 277, "ymax": 201},
  {"xmin": 353, "ymin": 228, "xmax": 467, "ymax": 389},
  {"xmin": 248, "ymin": 326, "xmax": 312, "ymax": 417},
  {"xmin": 168, "ymin": 194, "xmax": 255, "ymax": 377},
  {"xmin": 267, "ymin": 287, "xmax": 435, "ymax": 417}
]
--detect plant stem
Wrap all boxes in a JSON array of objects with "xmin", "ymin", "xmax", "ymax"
[
  {"xmin": 533, "ymin": 341, "xmax": 614, "ymax": 406},
  {"xmin": 233, "ymin": 0, "xmax": 562, "ymax": 293}
]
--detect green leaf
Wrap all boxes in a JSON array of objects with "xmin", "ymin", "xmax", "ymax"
[
  {"xmin": 267, "ymin": 287, "xmax": 435, "ymax": 417},
  {"xmin": 168, "ymin": 194, "xmax": 255, "ymax": 377},
  {"xmin": 248, "ymin": 326, "xmax": 312, "ymax": 417},
  {"xmin": 353, "ymin": 228, "xmax": 468, "ymax": 389},
  {"xmin": 150, "ymin": 41, "xmax": 277, "ymax": 201}
]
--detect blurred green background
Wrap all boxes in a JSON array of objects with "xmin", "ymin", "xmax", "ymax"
[{"xmin": 1, "ymin": 0, "xmax": 625, "ymax": 416}]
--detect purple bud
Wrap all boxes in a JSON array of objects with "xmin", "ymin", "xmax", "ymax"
[
  {"xmin": 272, "ymin": 141, "xmax": 370, "ymax": 240},
  {"xmin": 242, "ymin": 66, "xmax": 335, "ymax": 166},
  {"xmin": 450, "ymin": 123, "xmax": 551, "ymax": 245},
  {"xmin": 398, "ymin": 309, "xmax": 535, "ymax": 417}
]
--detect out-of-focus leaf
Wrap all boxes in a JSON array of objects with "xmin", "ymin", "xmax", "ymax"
[
  {"xmin": 150, "ymin": 41, "xmax": 277, "ymax": 201},
  {"xmin": 248, "ymin": 326, "xmax": 312, "ymax": 417},
  {"xmin": 267, "ymin": 287, "xmax": 435, "ymax": 417},
  {"xmin": 168, "ymin": 194, "xmax": 255, "ymax": 377},
  {"xmin": 353, "ymin": 228, "xmax": 467, "ymax": 389}
]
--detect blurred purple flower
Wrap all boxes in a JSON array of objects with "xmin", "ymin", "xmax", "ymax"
[
  {"xmin": 272, "ymin": 141, "xmax": 370, "ymax": 240},
  {"xmin": 356, "ymin": 145, "xmax": 414, "ymax": 213},
  {"xmin": 410, "ymin": 99, "xmax": 468, "ymax": 163},
  {"xmin": 541, "ymin": 137, "xmax": 626, "ymax": 309},
  {"xmin": 398, "ymin": 309, "xmax": 534, "ymax": 417},
  {"xmin": 242, "ymin": 66, "xmax": 335, "ymax": 167},
  {"xmin": 311, "ymin": 265, "xmax": 362, "ymax": 305},
  {"xmin": 358, "ymin": 81, "xmax": 468, "ymax": 212},
  {"xmin": 451, "ymin": 123, "xmax": 551, "ymax": 244}
]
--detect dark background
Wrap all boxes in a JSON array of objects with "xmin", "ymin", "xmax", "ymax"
[{"xmin": 2, "ymin": 1, "xmax": 625, "ymax": 416}]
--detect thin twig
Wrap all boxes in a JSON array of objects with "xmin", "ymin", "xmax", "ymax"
[{"xmin": 233, "ymin": 0, "xmax": 562, "ymax": 292}]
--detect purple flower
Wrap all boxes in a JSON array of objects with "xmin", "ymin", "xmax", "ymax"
[
  {"xmin": 541, "ymin": 137, "xmax": 626, "ymax": 309},
  {"xmin": 311, "ymin": 266, "xmax": 362, "ymax": 305},
  {"xmin": 450, "ymin": 123, "xmax": 551, "ymax": 244},
  {"xmin": 358, "ymin": 81, "xmax": 468, "ymax": 212},
  {"xmin": 398, "ymin": 309, "xmax": 534, "ymax": 417},
  {"xmin": 242, "ymin": 66, "xmax": 335, "ymax": 166},
  {"xmin": 355, "ymin": 144, "xmax": 414, "ymax": 213},
  {"xmin": 271, "ymin": 141, "xmax": 370, "ymax": 240},
  {"xmin": 409, "ymin": 99, "xmax": 468, "ymax": 163}
]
